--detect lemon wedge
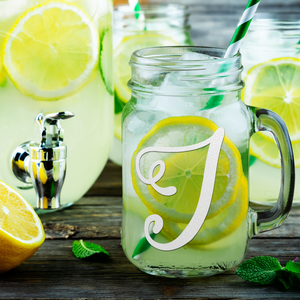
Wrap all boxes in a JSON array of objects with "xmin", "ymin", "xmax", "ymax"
[
  {"xmin": 0, "ymin": 181, "xmax": 45, "ymax": 273},
  {"xmin": 2, "ymin": 1, "xmax": 99, "ymax": 100},
  {"xmin": 242, "ymin": 57, "xmax": 300, "ymax": 166},
  {"xmin": 132, "ymin": 116, "xmax": 243, "ymax": 224}
]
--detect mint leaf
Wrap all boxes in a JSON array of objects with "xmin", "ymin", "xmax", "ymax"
[
  {"xmin": 132, "ymin": 233, "xmax": 156, "ymax": 258},
  {"xmin": 236, "ymin": 256, "xmax": 282, "ymax": 284},
  {"xmin": 72, "ymin": 240, "xmax": 109, "ymax": 259},
  {"xmin": 285, "ymin": 260, "xmax": 300, "ymax": 274},
  {"xmin": 277, "ymin": 269, "xmax": 300, "ymax": 289}
]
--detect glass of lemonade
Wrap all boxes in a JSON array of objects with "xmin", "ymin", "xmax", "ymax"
[
  {"xmin": 0, "ymin": 0, "xmax": 113, "ymax": 211},
  {"xmin": 240, "ymin": 14, "xmax": 300, "ymax": 206},
  {"xmin": 110, "ymin": 3, "xmax": 193, "ymax": 165},
  {"xmin": 121, "ymin": 46, "xmax": 294, "ymax": 278}
]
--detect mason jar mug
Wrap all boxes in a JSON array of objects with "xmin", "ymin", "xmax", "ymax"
[
  {"xmin": 240, "ymin": 13, "xmax": 300, "ymax": 206},
  {"xmin": 121, "ymin": 46, "xmax": 294, "ymax": 278},
  {"xmin": 110, "ymin": 3, "xmax": 193, "ymax": 165}
]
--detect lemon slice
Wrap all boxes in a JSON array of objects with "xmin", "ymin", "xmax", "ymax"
[
  {"xmin": 0, "ymin": 181, "xmax": 45, "ymax": 273},
  {"xmin": 250, "ymin": 132, "xmax": 300, "ymax": 168},
  {"xmin": 242, "ymin": 57, "xmax": 300, "ymax": 166},
  {"xmin": 114, "ymin": 34, "xmax": 179, "ymax": 104},
  {"xmin": 0, "ymin": 71, "xmax": 6, "ymax": 87},
  {"xmin": 162, "ymin": 176, "xmax": 248, "ymax": 245},
  {"xmin": 2, "ymin": 1, "xmax": 99, "ymax": 100},
  {"xmin": 132, "ymin": 116, "xmax": 243, "ymax": 224},
  {"xmin": 243, "ymin": 57, "xmax": 300, "ymax": 142},
  {"xmin": 114, "ymin": 112, "xmax": 122, "ymax": 140}
]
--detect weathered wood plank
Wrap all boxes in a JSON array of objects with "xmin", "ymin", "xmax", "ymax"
[
  {"xmin": 40, "ymin": 195, "xmax": 300, "ymax": 239},
  {"xmin": 1, "ymin": 239, "xmax": 300, "ymax": 299},
  {"xmin": 85, "ymin": 162, "xmax": 122, "ymax": 197}
]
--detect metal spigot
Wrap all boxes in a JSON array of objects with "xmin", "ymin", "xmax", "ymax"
[{"xmin": 11, "ymin": 112, "xmax": 74, "ymax": 210}]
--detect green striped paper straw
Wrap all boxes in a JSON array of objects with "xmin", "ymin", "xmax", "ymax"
[
  {"xmin": 202, "ymin": 0, "xmax": 261, "ymax": 110},
  {"xmin": 128, "ymin": 0, "xmax": 141, "ymax": 19},
  {"xmin": 225, "ymin": 0, "xmax": 261, "ymax": 58}
]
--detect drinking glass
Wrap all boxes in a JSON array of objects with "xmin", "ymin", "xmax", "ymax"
[
  {"xmin": 110, "ymin": 3, "xmax": 193, "ymax": 165},
  {"xmin": 0, "ymin": 0, "xmax": 113, "ymax": 211},
  {"xmin": 240, "ymin": 13, "xmax": 300, "ymax": 205},
  {"xmin": 121, "ymin": 46, "xmax": 294, "ymax": 278}
]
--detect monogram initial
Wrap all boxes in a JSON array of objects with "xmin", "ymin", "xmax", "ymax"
[{"xmin": 135, "ymin": 127, "xmax": 225, "ymax": 251}]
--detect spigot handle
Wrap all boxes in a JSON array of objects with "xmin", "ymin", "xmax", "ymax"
[{"xmin": 36, "ymin": 111, "xmax": 74, "ymax": 148}]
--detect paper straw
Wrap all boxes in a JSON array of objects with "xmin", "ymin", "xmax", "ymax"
[
  {"xmin": 225, "ymin": 0, "xmax": 261, "ymax": 58},
  {"xmin": 201, "ymin": 0, "xmax": 261, "ymax": 111},
  {"xmin": 128, "ymin": 0, "xmax": 141, "ymax": 19}
]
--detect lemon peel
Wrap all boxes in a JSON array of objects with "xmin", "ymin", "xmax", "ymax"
[{"xmin": 132, "ymin": 116, "xmax": 243, "ymax": 224}]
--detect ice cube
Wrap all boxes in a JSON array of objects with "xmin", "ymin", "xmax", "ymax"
[
  {"xmin": 180, "ymin": 52, "xmax": 214, "ymax": 61},
  {"xmin": 208, "ymin": 101, "xmax": 249, "ymax": 149}
]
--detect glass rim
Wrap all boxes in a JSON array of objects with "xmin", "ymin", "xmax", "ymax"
[
  {"xmin": 128, "ymin": 46, "xmax": 244, "ymax": 97},
  {"xmin": 251, "ymin": 13, "xmax": 300, "ymax": 29},
  {"xmin": 130, "ymin": 46, "xmax": 241, "ymax": 71},
  {"xmin": 114, "ymin": 3, "xmax": 190, "ymax": 19}
]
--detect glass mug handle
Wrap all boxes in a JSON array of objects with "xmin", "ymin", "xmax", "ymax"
[{"xmin": 249, "ymin": 107, "xmax": 295, "ymax": 234}]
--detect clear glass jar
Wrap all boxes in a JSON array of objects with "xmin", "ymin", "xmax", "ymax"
[
  {"xmin": 240, "ymin": 14, "xmax": 300, "ymax": 206},
  {"xmin": 110, "ymin": 3, "xmax": 193, "ymax": 165},
  {"xmin": 0, "ymin": 0, "xmax": 113, "ymax": 212},
  {"xmin": 121, "ymin": 46, "xmax": 294, "ymax": 278}
]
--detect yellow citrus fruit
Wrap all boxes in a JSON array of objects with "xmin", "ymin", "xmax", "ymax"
[
  {"xmin": 114, "ymin": 34, "xmax": 179, "ymax": 104},
  {"xmin": 2, "ymin": 1, "xmax": 99, "ymax": 100},
  {"xmin": 242, "ymin": 57, "xmax": 300, "ymax": 167},
  {"xmin": 250, "ymin": 132, "xmax": 300, "ymax": 168},
  {"xmin": 132, "ymin": 116, "xmax": 243, "ymax": 224},
  {"xmin": 114, "ymin": 112, "xmax": 122, "ymax": 141},
  {"xmin": 162, "ymin": 176, "xmax": 248, "ymax": 245},
  {"xmin": 0, "ymin": 181, "xmax": 45, "ymax": 273}
]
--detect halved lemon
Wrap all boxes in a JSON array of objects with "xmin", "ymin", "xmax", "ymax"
[
  {"xmin": 114, "ymin": 34, "xmax": 179, "ymax": 104},
  {"xmin": 162, "ymin": 176, "xmax": 248, "ymax": 245},
  {"xmin": 242, "ymin": 57, "xmax": 300, "ymax": 166},
  {"xmin": 0, "ymin": 181, "xmax": 45, "ymax": 273},
  {"xmin": 2, "ymin": 1, "xmax": 99, "ymax": 100},
  {"xmin": 132, "ymin": 116, "xmax": 243, "ymax": 224}
]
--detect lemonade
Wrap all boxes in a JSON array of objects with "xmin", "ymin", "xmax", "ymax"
[
  {"xmin": 121, "ymin": 46, "xmax": 294, "ymax": 277},
  {"xmin": 0, "ymin": 0, "xmax": 113, "ymax": 211},
  {"xmin": 240, "ymin": 14, "xmax": 300, "ymax": 205},
  {"xmin": 110, "ymin": 4, "xmax": 193, "ymax": 165}
]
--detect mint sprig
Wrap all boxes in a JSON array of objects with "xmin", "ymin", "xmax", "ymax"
[
  {"xmin": 132, "ymin": 233, "xmax": 156, "ymax": 259},
  {"xmin": 236, "ymin": 256, "xmax": 300, "ymax": 289},
  {"xmin": 72, "ymin": 240, "xmax": 109, "ymax": 259}
]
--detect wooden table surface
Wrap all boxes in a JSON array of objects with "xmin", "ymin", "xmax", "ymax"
[{"xmin": 1, "ymin": 161, "xmax": 300, "ymax": 299}]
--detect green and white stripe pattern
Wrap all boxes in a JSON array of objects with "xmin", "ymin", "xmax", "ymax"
[
  {"xmin": 128, "ymin": 0, "xmax": 141, "ymax": 19},
  {"xmin": 225, "ymin": 0, "xmax": 261, "ymax": 58}
]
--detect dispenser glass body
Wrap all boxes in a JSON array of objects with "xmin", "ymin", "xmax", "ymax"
[{"xmin": 0, "ymin": 0, "xmax": 113, "ymax": 211}]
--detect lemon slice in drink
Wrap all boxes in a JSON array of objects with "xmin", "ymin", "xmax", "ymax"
[
  {"xmin": 114, "ymin": 34, "xmax": 179, "ymax": 104},
  {"xmin": 2, "ymin": 1, "xmax": 99, "ymax": 100},
  {"xmin": 243, "ymin": 57, "xmax": 300, "ymax": 141},
  {"xmin": 132, "ymin": 116, "xmax": 243, "ymax": 224},
  {"xmin": 242, "ymin": 57, "xmax": 300, "ymax": 166},
  {"xmin": 0, "ymin": 181, "xmax": 45, "ymax": 273},
  {"xmin": 162, "ymin": 176, "xmax": 248, "ymax": 245}
]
